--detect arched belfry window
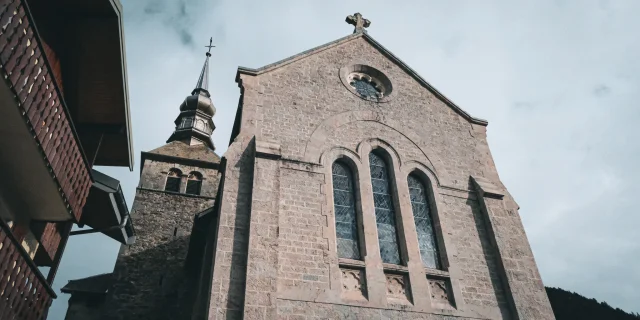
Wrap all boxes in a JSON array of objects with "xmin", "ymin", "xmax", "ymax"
[
  {"xmin": 408, "ymin": 174, "xmax": 441, "ymax": 269},
  {"xmin": 369, "ymin": 152, "xmax": 402, "ymax": 265},
  {"xmin": 332, "ymin": 161, "xmax": 361, "ymax": 260},
  {"xmin": 165, "ymin": 169, "xmax": 182, "ymax": 192},
  {"xmin": 186, "ymin": 172, "xmax": 203, "ymax": 195}
]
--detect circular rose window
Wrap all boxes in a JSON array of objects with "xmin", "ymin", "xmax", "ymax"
[
  {"xmin": 340, "ymin": 64, "xmax": 394, "ymax": 103},
  {"xmin": 348, "ymin": 73, "xmax": 385, "ymax": 99}
]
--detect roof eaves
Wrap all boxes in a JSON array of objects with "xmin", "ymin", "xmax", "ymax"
[
  {"xmin": 108, "ymin": 0, "xmax": 135, "ymax": 170},
  {"xmin": 236, "ymin": 33, "xmax": 361, "ymax": 81},
  {"xmin": 361, "ymin": 33, "xmax": 488, "ymax": 126}
]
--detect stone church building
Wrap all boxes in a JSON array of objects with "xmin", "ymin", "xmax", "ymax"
[{"xmin": 62, "ymin": 13, "xmax": 555, "ymax": 320}]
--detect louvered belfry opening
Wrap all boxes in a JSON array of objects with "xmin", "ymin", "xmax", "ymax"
[
  {"xmin": 165, "ymin": 169, "xmax": 182, "ymax": 192},
  {"xmin": 186, "ymin": 172, "xmax": 203, "ymax": 195}
]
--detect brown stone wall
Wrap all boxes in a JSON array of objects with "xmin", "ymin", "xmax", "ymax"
[
  {"xmin": 237, "ymin": 37, "xmax": 488, "ymax": 190},
  {"xmin": 276, "ymin": 167, "xmax": 330, "ymax": 293},
  {"xmin": 207, "ymin": 138, "xmax": 255, "ymax": 319},
  {"xmin": 440, "ymin": 194, "xmax": 511, "ymax": 317},
  {"xmin": 206, "ymin": 34, "xmax": 553, "ymax": 319}
]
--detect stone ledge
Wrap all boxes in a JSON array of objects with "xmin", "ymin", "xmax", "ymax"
[
  {"xmin": 255, "ymin": 140, "xmax": 282, "ymax": 159},
  {"xmin": 471, "ymin": 176, "xmax": 504, "ymax": 199}
]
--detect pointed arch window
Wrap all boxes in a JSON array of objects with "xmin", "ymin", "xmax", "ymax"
[
  {"xmin": 165, "ymin": 169, "xmax": 182, "ymax": 192},
  {"xmin": 332, "ymin": 161, "xmax": 361, "ymax": 260},
  {"xmin": 408, "ymin": 174, "xmax": 441, "ymax": 269},
  {"xmin": 186, "ymin": 172, "xmax": 203, "ymax": 195},
  {"xmin": 369, "ymin": 152, "xmax": 402, "ymax": 265}
]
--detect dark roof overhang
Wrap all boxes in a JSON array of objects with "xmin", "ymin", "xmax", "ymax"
[
  {"xmin": 27, "ymin": 0, "xmax": 134, "ymax": 170},
  {"xmin": 61, "ymin": 273, "xmax": 113, "ymax": 295},
  {"xmin": 77, "ymin": 169, "xmax": 135, "ymax": 245}
]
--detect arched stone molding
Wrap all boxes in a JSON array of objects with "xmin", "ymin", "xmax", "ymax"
[
  {"xmin": 320, "ymin": 146, "xmax": 362, "ymax": 169},
  {"xmin": 306, "ymin": 110, "xmax": 381, "ymax": 163},
  {"xmin": 356, "ymin": 138, "xmax": 404, "ymax": 172},
  {"xmin": 400, "ymin": 160, "xmax": 442, "ymax": 188},
  {"xmin": 304, "ymin": 110, "xmax": 450, "ymax": 186}
]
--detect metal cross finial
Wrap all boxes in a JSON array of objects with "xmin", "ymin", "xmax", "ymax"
[
  {"xmin": 346, "ymin": 13, "xmax": 371, "ymax": 33},
  {"xmin": 205, "ymin": 37, "xmax": 215, "ymax": 57}
]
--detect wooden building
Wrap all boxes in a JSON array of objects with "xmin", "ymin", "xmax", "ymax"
[{"xmin": 0, "ymin": 0, "xmax": 134, "ymax": 318}]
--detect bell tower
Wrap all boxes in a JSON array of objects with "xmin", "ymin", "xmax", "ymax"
[{"xmin": 86, "ymin": 39, "xmax": 222, "ymax": 320}]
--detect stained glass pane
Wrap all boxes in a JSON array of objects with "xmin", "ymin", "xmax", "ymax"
[
  {"xmin": 350, "ymin": 79, "xmax": 379, "ymax": 99},
  {"xmin": 332, "ymin": 162, "xmax": 361, "ymax": 260},
  {"xmin": 369, "ymin": 152, "xmax": 402, "ymax": 265},
  {"xmin": 408, "ymin": 174, "xmax": 441, "ymax": 269}
]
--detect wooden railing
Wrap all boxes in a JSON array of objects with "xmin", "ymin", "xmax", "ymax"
[
  {"xmin": 0, "ymin": 0, "xmax": 92, "ymax": 221},
  {"xmin": 0, "ymin": 220, "xmax": 55, "ymax": 320}
]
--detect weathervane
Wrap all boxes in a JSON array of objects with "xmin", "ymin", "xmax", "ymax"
[{"xmin": 205, "ymin": 37, "xmax": 215, "ymax": 57}]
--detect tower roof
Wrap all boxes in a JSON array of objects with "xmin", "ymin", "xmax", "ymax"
[
  {"xmin": 167, "ymin": 38, "xmax": 218, "ymax": 149},
  {"xmin": 192, "ymin": 38, "xmax": 215, "ymax": 96}
]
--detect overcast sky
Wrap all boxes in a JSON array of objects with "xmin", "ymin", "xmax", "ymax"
[{"xmin": 48, "ymin": 0, "xmax": 640, "ymax": 318}]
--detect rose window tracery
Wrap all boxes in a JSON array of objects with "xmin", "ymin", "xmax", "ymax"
[{"xmin": 348, "ymin": 73, "xmax": 384, "ymax": 99}]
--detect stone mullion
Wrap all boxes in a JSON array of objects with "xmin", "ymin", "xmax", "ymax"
[
  {"xmin": 357, "ymin": 154, "xmax": 387, "ymax": 306},
  {"xmin": 393, "ymin": 171, "xmax": 433, "ymax": 311}
]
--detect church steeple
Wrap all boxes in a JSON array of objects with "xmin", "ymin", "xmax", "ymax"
[{"xmin": 167, "ymin": 38, "xmax": 217, "ymax": 150}]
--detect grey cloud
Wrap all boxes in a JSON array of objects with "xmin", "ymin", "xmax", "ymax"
[
  {"xmin": 593, "ymin": 84, "xmax": 611, "ymax": 97},
  {"xmin": 136, "ymin": 0, "xmax": 216, "ymax": 47}
]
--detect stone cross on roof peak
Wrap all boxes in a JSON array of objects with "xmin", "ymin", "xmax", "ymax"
[{"xmin": 346, "ymin": 13, "xmax": 371, "ymax": 34}]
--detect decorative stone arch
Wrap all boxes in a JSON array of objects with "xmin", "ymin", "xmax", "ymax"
[
  {"xmin": 400, "ymin": 160, "xmax": 442, "ymax": 188},
  {"xmin": 356, "ymin": 137, "xmax": 402, "ymax": 170},
  {"xmin": 304, "ymin": 110, "xmax": 450, "ymax": 185},
  {"xmin": 320, "ymin": 146, "xmax": 362, "ymax": 170}
]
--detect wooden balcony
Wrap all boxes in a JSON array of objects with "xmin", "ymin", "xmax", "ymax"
[
  {"xmin": 0, "ymin": 219, "xmax": 56, "ymax": 320},
  {"xmin": 0, "ymin": 0, "xmax": 93, "ymax": 222}
]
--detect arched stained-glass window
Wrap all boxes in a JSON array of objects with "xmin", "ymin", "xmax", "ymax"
[
  {"xmin": 332, "ymin": 161, "xmax": 361, "ymax": 260},
  {"xmin": 369, "ymin": 152, "xmax": 402, "ymax": 265},
  {"xmin": 408, "ymin": 174, "xmax": 441, "ymax": 269}
]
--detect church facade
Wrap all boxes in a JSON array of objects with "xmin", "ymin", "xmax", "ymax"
[{"xmin": 63, "ymin": 13, "xmax": 554, "ymax": 320}]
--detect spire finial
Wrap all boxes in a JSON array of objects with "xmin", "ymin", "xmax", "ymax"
[
  {"xmin": 205, "ymin": 37, "xmax": 215, "ymax": 57},
  {"xmin": 193, "ymin": 38, "xmax": 214, "ymax": 95},
  {"xmin": 346, "ymin": 13, "xmax": 371, "ymax": 34}
]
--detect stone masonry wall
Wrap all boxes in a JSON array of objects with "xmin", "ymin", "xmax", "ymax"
[
  {"xmin": 139, "ymin": 159, "xmax": 219, "ymax": 198},
  {"xmin": 102, "ymin": 154, "xmax": 219, "ymax": 320},
  {"xmin": 208, "ymin": 33, "xmax": 554, "ymax": 319}
]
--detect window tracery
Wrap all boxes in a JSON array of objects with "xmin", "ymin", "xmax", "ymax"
[
  {"xmin": 369, "ymin": 152, "xmax": 402, "ymax": 265},
  {"xmin": 408, "ymin": 174, "xmax": 441, "ymax": 269},
  {"xmin": 332, "ymin": 161, "xmax": 361, "ymax": 260}
]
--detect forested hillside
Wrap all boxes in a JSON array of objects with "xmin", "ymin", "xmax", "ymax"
[{"xmin": 546, "ymin": 287, "xmax": 640, "ymax": 320}]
